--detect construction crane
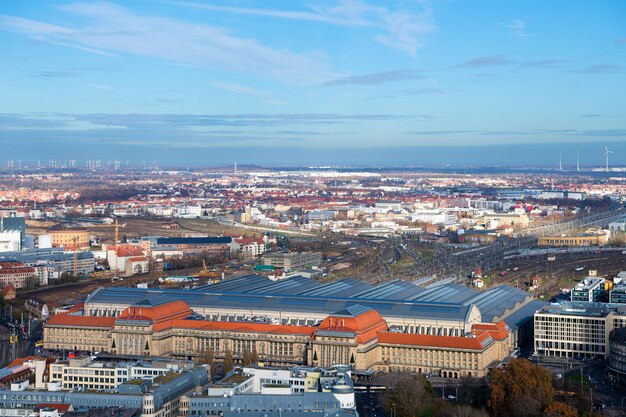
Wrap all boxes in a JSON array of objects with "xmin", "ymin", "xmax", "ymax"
[{"xmin": 72, "ymin": 236, "xmax": 79, "ymax": 277}]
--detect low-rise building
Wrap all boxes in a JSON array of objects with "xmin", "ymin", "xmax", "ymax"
[
  {"xmin": 538, "ymin": 231, "xmax": 610, "ymax": 247},
  {"xmin": 49, "ymin": 356, "xmax": 194, "ymax": 391},
  {"xmin": 571, "ymin": 277, "xmax": 605, "ymax": 302},
  {"xmin": 0, "ymin": 366, "xmax": 208, "ymax": 417},
  {"xmin": 0, "ymin": 261, "xmax": 35, "ymax": 289},
  {"xmin": 183, "ymin": 364, "xmax": 355, "ymax": 416},
  {"xmin": 262, "ymin": 252, "xmax": 322, "ymax": 270}
]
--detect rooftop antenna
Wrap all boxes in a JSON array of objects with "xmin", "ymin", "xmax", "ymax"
[
  {"xmin": 576, "ymin": 151, "xmax": 580, "ymax": 172},
  {"xmin": 604, "ymin": 145, "xmax": 614, "ymax": 172}
]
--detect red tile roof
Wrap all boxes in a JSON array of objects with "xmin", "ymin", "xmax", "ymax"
[
  {"xmin": 471, "ymin": 321, "xmax": 510, "ymax": 341},
  {"xmin": 6, "ymin": 356, "xmax": 53, "ymax": 368},
  {"xmin": 35, "ymin": 403, "xmax": 72, "ymax": 412},
  {"xmin": 46, "ymin": 313, "xmax": 115, "ymax": 328},
  {"xmin": 119, "ymin": 300, "xmax": 193, "ymax": 329},
  {"xmin": 318, "ymin": 309, "xmax": 388, "ymax": 343},
  {"xmin": 161, "ymin": 319, "xmax": 316, "ymax": 335},
  {"xmin": 377, "ymin": 331, "xmax": 493, "ymax": 351}
]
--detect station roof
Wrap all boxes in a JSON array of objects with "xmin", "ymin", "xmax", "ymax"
[{"xmin": 85, "ymin": 275, "xmax": 535, "ymax": 324}]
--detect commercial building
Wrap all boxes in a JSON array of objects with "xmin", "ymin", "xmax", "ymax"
[
  {"xmin": 534, "ymin": 302, "xmax": 626, "ymax": 359},
  {"xmin": 183, "ymin": 364, "xmax": 355, "ymax": 416},
  {"xmin": 571, "ymin": 278, "xmax": 605, "ymax": 302},
  {"xmin": 608, "ymin": 327, "xmax": 626, "ymax": 385},
  {"xmin": 153, "ymin": 237, "xmax": 232, "ymax": 255},
  {"xmin": 611, "ymin": 283, "xmax": 626, "ymax": 304},
  {"xmin": 538, "ymin": 232, "xmax": 610, "ymax": 247},
  {"xmin": 608, "ymin": 219, "xmax": 626, "ymax": 239},
  {"xmin": 44, "ymin": 276, "xmax": 544, "ymax": 379},
  {"xmin": 49, "ymin": 356, "xmax": 194, "ymax": 391},
  {"xmin": 0, "ymin": 216, "xmax": 26, "ymax": 248},
  {"xmin": 0, "ymin": 366, "xmax": 208, "ymax": 417},
  {"xmin": 262, "ymin": 252, "xmax": 323, "ymax": 270},
  {"xmin": 47, "ymin": 223, "xmax": 90, "ymax": 250},
  {"xmin": 0, "ymin": 230, "xmax": 21, "ymax": 252},
  {"xmin": 45, "ymin": 298, "xmax": 510, "ymax": 379},
  {"xmin": 0, "ymin": 248, "xmax": 94, "ymax": 277}
]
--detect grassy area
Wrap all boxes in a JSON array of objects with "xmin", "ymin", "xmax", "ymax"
[{"xmin": 390, "ymin": 253, "xmax": 416, "ymax": 272}]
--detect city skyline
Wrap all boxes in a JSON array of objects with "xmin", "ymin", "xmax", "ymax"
[{"xmin": 1, "ymin": 1, "xmax": 625, "ymax": 165}]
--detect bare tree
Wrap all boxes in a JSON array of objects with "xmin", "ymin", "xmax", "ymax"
[{"xmin": 379, "ymin": 373, "xmax": 434, "ymax": 417}]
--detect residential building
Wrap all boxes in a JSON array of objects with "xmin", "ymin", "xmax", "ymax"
[
  {"xmin": 0, "ymin": 261, "xmax": 35, "ymax": 289},
  {"xmin": 230, "ymin": 237, "xmax": 266, "ymax": 258},
  {"xmin": 0, "ymin": 248, "xmax": 94, "ymax": 277}
]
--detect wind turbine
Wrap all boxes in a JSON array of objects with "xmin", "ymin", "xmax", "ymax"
[{"xmin": 604, "ymin": 145, "xmax": 614, "ymax": 172}]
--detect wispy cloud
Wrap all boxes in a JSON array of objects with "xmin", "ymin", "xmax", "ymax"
[
  {"xmin": 505, "ymin": 20, "xmax": 531, "ymax": 40},
  {"xmin": 571, "ymin": 64, "xmax": 621, "ymax": 74},
  {"xmin": 169, "ymin": 0, "xmax": 437, "ymax": 56},
  {"xmin": 518, "ymin": 59, "xmax": 568, "ymax": 69},
  {"xmin": 457, "ymin": 55, "xmax": 515, "ymax": 68},
  {"xmin": 30, "ymin": 70, "xmax": 77, "ymax": 78},
  {"xmin": 580, "ymin": 114, "xmax": 612, "ymax": 118},
  {"xmin": 323, "ymin": 69, "xmax": 422, "ymax": 86},
  {"xmin": 0, "ymin": 2, "xmax": 329, "ymax": 84},
  {"xmin": 373, "ymin": 88, "xmax": 447, "ymax": 99},
  {"xmin": 617, "ymin": 38, "xmax": 626, "ymax": 45}
]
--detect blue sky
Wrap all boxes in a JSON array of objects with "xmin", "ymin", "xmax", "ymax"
[{"xmin": 0, "ymin": 0, "xmax": 625, "ymax": 166}]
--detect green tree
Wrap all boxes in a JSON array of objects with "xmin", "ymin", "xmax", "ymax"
[{"xmin": 488, "ymin": 359, "xmax": 554, "ymax": 417}]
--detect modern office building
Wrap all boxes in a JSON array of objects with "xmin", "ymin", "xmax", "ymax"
[
  {"xmin": 608, "ymin": 327, "xmax": 626, "ymax": 385},
  {"xmin": 570, "ymin": 278, "xmax": 605, "ymax": 302},
  {"xmin": 49, "ymin": 356, "xmax": 195, "ymax": 391},
  {"xmin": 262, "ymin": 252, "xmax": 323, "ymax": 270},
  {"xmin": 182, "ymin": 364, "xmax": 355, "ymax": 416},
  {"xmin": 534, "ymin": 302, "xmax": 626, "ymax": 359},
  {"xmin": 610, "ymin": 282, "xmax": 626, "ymax": 304}
]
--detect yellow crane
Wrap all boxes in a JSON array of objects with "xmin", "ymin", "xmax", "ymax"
[{"xmin": 72, "ymin": 236, "xmax": 79, "ymax": 276}]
